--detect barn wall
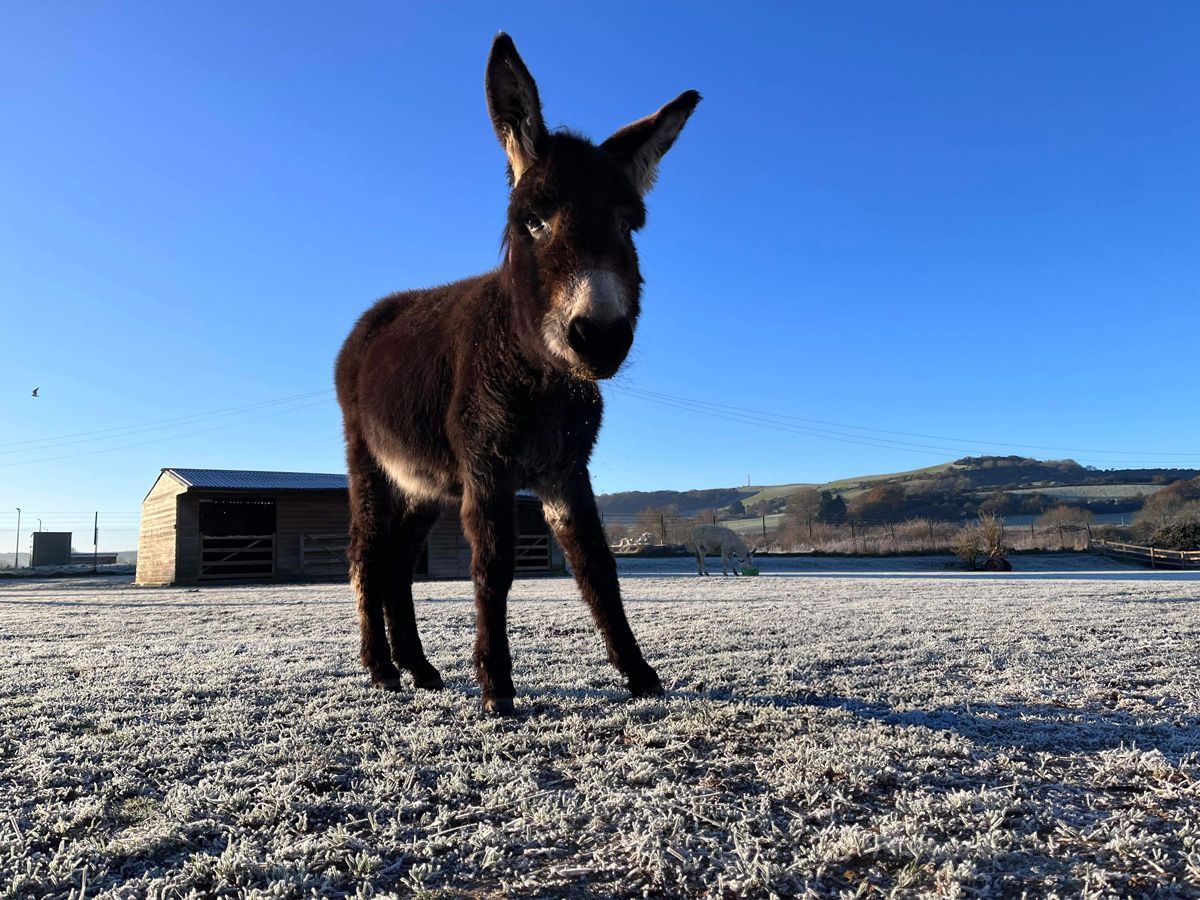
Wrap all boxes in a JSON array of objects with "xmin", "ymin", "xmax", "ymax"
[
  {"xmin": 427, "ymin": 507, "xmax": 472, "ymax": 578},
  {"xmin": 424, "ymin": 499, "xmax": 564, "ymax": 578},
  {"xmin": 175, "ymin": 494, "xmax": 201, "ymax": 584},
  {"xmin": 135, "ymin": 474, "xmax": 187, "ymax": 585},
  {"xmin": 276, "ymin": 492, "xmax": 351, "ymax": 577}
]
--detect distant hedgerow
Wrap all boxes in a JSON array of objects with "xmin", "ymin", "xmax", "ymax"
[{"xmin": 1149, "ymin": 520, "xmax": 1200, "ymax": 552}]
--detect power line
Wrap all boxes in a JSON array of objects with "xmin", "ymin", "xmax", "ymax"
[
  {"xmin": 0, "ymin": 511, "xmax": 141, "ymax": 515},
  {"xmin": 610, "ymin": 385, "xmax": 1200, "ymax": 468},
  {"xmin": 623, "ymin": 386, "xmax": 998, "ymax": 455},
  {"xmin": 0, "ymin": 388, "xmax": 335, "ymax": 454},
  {"xmin": 610, "ymin": 387, "xmax": 965, "ymax": 458},
  {"xmin": 0, "ymin": 398, "xmax": 335, "ymax": 468},
  {"xmin": 616, "ymin": 385, "xmax": 1200, "ymax": 458}
]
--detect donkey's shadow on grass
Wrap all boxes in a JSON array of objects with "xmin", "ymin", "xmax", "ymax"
[
  {"xmin": 825, "ymin": 696, "xmax": 1197, "ymax": 759},
  {"xmin": 523, "ymin": 683, "xmax": 1200, "ymax": 760}
]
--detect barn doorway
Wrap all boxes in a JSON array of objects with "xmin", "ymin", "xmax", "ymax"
[{"xmin": 199, "ymin": 498, "xmax": 276, "ymax": 580}]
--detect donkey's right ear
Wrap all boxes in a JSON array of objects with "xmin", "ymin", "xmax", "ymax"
[{"xmin": 485, "ymin": 33, "xmax": 546, "ymax": 186}]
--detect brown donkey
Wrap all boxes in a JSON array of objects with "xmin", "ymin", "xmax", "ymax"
[{"xmin": 335, "ymin": 33, "xmax": 699, "ymax": 713}]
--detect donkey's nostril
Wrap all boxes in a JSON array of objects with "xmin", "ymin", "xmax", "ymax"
[
  {"xmin": 611, "ymin": 317, "xmax": 633, "ymax": 352},
  {"xmin": 568, "ymin": 317, "xmax": 596, "ymax": 354}
]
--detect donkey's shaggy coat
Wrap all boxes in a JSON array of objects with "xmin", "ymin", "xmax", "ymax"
[{"xmin": 335, "ymin": 34, "xmax": 699, "ymax": 712}]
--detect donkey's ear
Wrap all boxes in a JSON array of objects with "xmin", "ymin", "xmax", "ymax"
[
  {"xmin": 602, "ymin": 90, "xmax": 701, "ymax": 196},
  {"xmin": 485, "ymin": 33, "xmax": 546, "ymax": 186}
]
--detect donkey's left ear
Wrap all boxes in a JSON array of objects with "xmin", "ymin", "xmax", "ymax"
[{"xmin": 602, "ymin": 90, "xmax": 701, "ymax": 196}]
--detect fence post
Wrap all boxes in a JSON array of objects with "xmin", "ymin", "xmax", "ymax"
[
  {"xmin": 660, "ymin": 513, "xmax": 667, "ymax": 545},
  {"xmin": 1030, "ymin": 520, "xmax": 1035, "ymax": 546},
  {"xmin": 849, "ymin": 517, "xmax": 856, "ymax": 550},
  {"xmin": 1057, "ymin": 524, "xmax": 1063, "ymax": 547},
  {"xmin": 928, "ymin": 520, "xmax": 934, "ymax": 541},
  {"xmin": 1150, "ymin": 546, "xmax": 1156, "ymax": 569},
  {"xmin": 93, "ymin": 512, "xmax": 99, "ymax": 574},
  {"xmin": 889, "ymin": 522, "xmax": 896, "ymax": 543}
]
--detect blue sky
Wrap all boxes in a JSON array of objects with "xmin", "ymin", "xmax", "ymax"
[{"xmin": 2, "ymin": 1, "xmax": 1198, "ymax": 528}]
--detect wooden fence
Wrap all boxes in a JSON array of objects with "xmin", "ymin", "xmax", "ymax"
[{"xmin": 1092, "ymin": 539, "xmax": 1200, "ymax": 570}]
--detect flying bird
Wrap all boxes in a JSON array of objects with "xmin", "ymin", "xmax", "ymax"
[{"xmin": 31, "ymin": 388, "xmax": 39, "ymax": 398}]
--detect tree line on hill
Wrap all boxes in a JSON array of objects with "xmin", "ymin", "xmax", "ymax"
[
  {"xmin": 598, "ymin": 457, "xmax": 1200, "ymax": 521},
  {"xmin": 600, "ymin": 456, "xmax": 1200, "ymax": 553}
]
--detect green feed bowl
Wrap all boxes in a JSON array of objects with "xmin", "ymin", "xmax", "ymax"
[{"xmin": 741, "ymin": 566, "xmax": 760, "ymax": 576}]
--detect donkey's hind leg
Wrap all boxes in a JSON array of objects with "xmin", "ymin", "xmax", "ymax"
[{"xmin": 383, "ymin": 502, "xmax": 443, "ymax": 689}]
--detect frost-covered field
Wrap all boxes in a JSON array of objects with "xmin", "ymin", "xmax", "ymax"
[{"xmin": 3, "ymin": 560, "xmax": 1200, "ymax": 897}]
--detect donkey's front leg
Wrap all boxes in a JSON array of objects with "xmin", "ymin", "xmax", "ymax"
[
  {"xmin": 542, "ymin": 479, "xmax": 662, "ymax": 697},
  {"xmin": 460, "ymin": 486, "xmax": 517, "ymax": 714}
]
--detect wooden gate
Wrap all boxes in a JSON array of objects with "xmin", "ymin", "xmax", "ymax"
[
  {"xmin": 301, "ymin": 532, "xmax": 351, "ymax": 578},
  {"xmin": 200, "ymin": 534, "xmax": 275, "ymax": 580},
  {"xmin": 515, "ymin": 533, "xmax": 550, "ymax": 572}
]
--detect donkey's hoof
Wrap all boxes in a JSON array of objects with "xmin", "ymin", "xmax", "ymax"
[
  {"xmin": 374, "ymin": 676, "xmax": 405, "ymax": 692},
  {"xmin": 628, "ymin": 668, "xmax": 664, "ymax": 698},
  {"xmin": 484, "ymin": 697, "xmax": 516, "ymax": 716},
  {"xmin": 413, "ymin": 669, "xmax": 445, "ymax": 691}
]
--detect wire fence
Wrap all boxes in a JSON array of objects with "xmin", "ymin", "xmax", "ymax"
[
  {"xmin": 0, "ymin": 512, "xmax": 140, "ymax": 569},
  {"xmin": 600, "ymin": 511, "xmax": 1099, "ymax": 555}
]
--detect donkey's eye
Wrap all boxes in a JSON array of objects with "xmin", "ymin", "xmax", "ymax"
[
  {"xmin": 525, "ymin": 215, "xmax": 549, "ymax": 237},
  {"xmin": 619, "ymin": 218, "xmax": 632, "ymax": 236}
]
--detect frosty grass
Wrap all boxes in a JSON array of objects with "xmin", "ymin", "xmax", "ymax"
[{"xmin": 3, "ymin": 556, "xmax": 1199, "ymax": 897}]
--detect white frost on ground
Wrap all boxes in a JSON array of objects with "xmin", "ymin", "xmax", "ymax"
[
  {"xmin": 0, "ymin": 564, "xmax": 135, "ymax": 580},
  {"xmin": 2, "ymin": 557, "xmax": 1200, "ymax": 897},
  {"xmin": 618, "ymin": 552, "xmax": 1150, "ymax": 576}
]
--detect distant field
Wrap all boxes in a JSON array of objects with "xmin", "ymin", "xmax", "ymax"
[
  {"xmin": 744, "ymin": 478, "xmax": 1164, "ymax": 508},
  {"xmin": 717, "ymin": 513, "xmax": 787, "ymax": 537},
  {"xmin": 742, "ymin": 463, "xmax": 964, "ymax": 503},
  {"xmin": 820, "ymin": 461, "xmax": 961, "ymax": 495},
  {"xmin": 735, "ymin": 484, "xmax": 814, "ymax": 508},
  {"xmin": 740, "ymin": 463, "xmax": 965, "ymax": 507},
  {"xmin": 1002, "ymin": 484, "xmax": 1163, "ymax": 500}
]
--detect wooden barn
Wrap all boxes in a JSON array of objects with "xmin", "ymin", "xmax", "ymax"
[{"xmin": 135, "ymin": 468, "xmax": 565, "ymax": 586}]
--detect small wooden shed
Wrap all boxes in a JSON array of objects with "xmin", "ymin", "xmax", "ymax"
[{"xmin": 135, "ymin": 468, "xmax": 565, "ymax": 586}]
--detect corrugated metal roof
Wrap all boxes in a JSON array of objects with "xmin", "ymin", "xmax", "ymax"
[
  {"xmin": 164, "ymin": 468, "xmax": 349, "ymax": 491},
  {"xmin": 159, "ymin": 468, "xmax": 537, "ymax": 498}
]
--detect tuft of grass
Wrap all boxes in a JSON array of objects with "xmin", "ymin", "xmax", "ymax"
[{"xmin": 116, "ymin": 796, "xmax": 160, "ymax": 824}]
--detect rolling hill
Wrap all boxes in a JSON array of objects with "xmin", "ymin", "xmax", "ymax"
[{"xmin": 596, "ymin": 456, "xmax": 1200, "ymax": 520}]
